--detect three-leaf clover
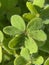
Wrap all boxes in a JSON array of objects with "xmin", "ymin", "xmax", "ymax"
[
  {"xmin": 3, "ymin": 15, "xmax": 47, "ymax": 65},
  {"xmin": 3, "ymin": 15, "xmax": 39, "ymax": 54}
]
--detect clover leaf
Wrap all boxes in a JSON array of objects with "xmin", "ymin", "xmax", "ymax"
[
  {"xmin": 28, "ymin": 30, "xmax": 47, "ymax": 41},
  {"xmin": 25, "ymin": 37, "xmax": 38, "ymax": 54},
  {"xmin": 2, "ymin": 37, "xmax": 15, "ymax": 55},
  {"xmin": 3, "ymin": 26, "xmax": 22, "ymax": 36},
  {"xmin": 23, "ymin": 13, "xmax": 35, "ymax": 21},
  {"xmin": 43, "ymin": 19, "xmax": 49, "ymax": 24},
  {"xmin": 14, "ymin": 56, "xmax": 27, "ymax": 65},
  {"xmin": 11, "ymin": 15, "xmax": 26, "ymax": 32},
  {"xmin": 8, "ymin": 34, "xmax": 25, "ymax": 50},
  {"xmin": 26, "ymin": 2, "xmax": 38, "ymax": 15},
  {"xmin": 20, "ymin": 47, "xmax": 30, "ymax": 61},
  {"xmin": 33, "ymin": 56, "xmax": 44, "ymax": 65},
  {"xmin": 27, "ymin": 17, "xmax": 43, "ymax": 30}
]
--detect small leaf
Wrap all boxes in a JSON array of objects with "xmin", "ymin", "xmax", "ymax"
[
  {"xmin": 28, "ymin": 30, "xmax": 47, "ymax": 41},
  {"xmin": 44, "ymin": 58, "xmax": 49, "ymax": 65},
  {"xmin": 36, "ymin": 41, "xmax": 45, "ymax": 47},
  {"xmin": 3, "ymin": 26, "xmax": 22, "ymax": 36},
  {"xmin": 44, "ymin": 4, "xmax": 49, "ymax": 9},
  {"xmin": 8, "ymin": 34, "xmax": 25, "ymax": 50},
  {"xmin": 33, "ymin": 56, "xmax": 44, "ymax": 65},
  {"xmin": 2, "ymin": 38, "xmax": 14, "ymax": 55},
  {"xmin": 11, "ymin": 15, "xmax": 25, "ymax": 32},
  {"xmin": 23, "ymin": 13, "xmax": 35, "ymax": 21},
  {"xmin": 20, "ymin": 47, "xmax": 30, "ymax": 61},
  {"xmin": 8, "ymin": 36, "xmax": 20, "ymax": 50},
  {"xmin": 0, "ymin": 31, "xmax": 4, "ymax": 42},
  {"xmin": 40, "ymin": 35, "xmax": 49, "ymax": 53},
  {"xmin": 33, "ymin": 0, "xmax": 45, "ymax": 8},
  {"xmin": 25, "ymin": 37, "xmax": 38, "ymax": 54},
  {"xmin": 27, "ymin": 18, "xmax": 43, "ymax": 30},
  {"xmin": 26, "ymin": 2, "xmax": 38, "ymax": 15},
  {"xmin": 14, "ymin": 56, "xmax": 27, "ymax": 65},
  {"xmin": 43, "ymin": 19, "xmax": 49, "ymax": 24},
  {"xmin": 0, "ymin": 46, "xmax": 2, "ymax": 63}
]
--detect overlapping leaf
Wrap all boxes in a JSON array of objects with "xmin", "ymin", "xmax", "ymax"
[
  {"xmin": 25, "ymin": 37, "xmax": 38, "ymax": 54},
  {"xmin": 2, "ymin": 38, "xmax": 14, "ymax": 55},
  {"xmin": 40, "ymin": 33, "xmax": 49, "ymax": 53},
  {"xmin": 3, "ymin": 26, "xmax": 22, "ymax": 36},
  {"xmin": 27, "ymin": 17, "xmax": 43, "ymax": 30},
  {"xmin": 8, "ymin": 34, "xmax": 25, "ymax": 50},
  {"xmin": 28, "ymin": 30, "xmax": 47, "ymax": 41},
  {"xmin": 14, "ymin": 56, "xmax": 27, "ymax": 65},
  {"xmin": 33, "ymin": 56, "xmax": 44, "ymax": 65},
  {"xmin": 20, "ymin": 47, "xmax": 30, "ymax": 61},
  {"xmin": 23, "ymin": 13, "xmax": 35, "ymax": 21},
  {"xmin": 26, "ymin": 2, "xmax": 38, "ymax": 15},
  {"xmin": 43, "ymin": 19, "xmax": 49, "ymax": 24}
]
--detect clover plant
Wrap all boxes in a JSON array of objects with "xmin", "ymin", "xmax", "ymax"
[{"xmin": 0, "ymin": 0, "xmax": 49, "ymax": 65}]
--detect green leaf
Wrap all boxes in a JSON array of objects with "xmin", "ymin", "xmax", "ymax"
[
  {"xmin": 39, "ymin": 33, "xmax": 49, "ymax": 53},
  {"xmin": 43, "ymin": 19, "xmax": 49, "ymax": 24},
  {"xmin": 23, "ymin": 13, "xmax": 35, "ymax": 21},
  {"xmin": 27, "ymin": 18, "xmax": 43, "ymax": 30},
  {"xmin": 36, "ymin": 41, "xmax": 45, "ymax": 47},
  {"xmin": 0, "ymin": 31, "xmax": 4, "ymax": 42},
  {"xmin": 2, "ymin": 38, "xmax": 14, "ymax": 55},
  {"xmin": 28, "ymin": 30, "xmax": 47, "ymax": 41},
  {"xmin": 0, "ymin": 46, "xmax": 2, "ymax": 63},
  {"xmin": 20, "ymin": 47, "xmax": 30, "ymax": 61},
  {"xmin": 11, "ymin": 15, "xmax": 25, "ymax": 32},
  {"xmin": 44, "ymin": 5, "xmax": 49, "ymax": 9},
  {"xmin": 40, "ymin": 40, "xmax": 49, "ymax": 53},
  {"xmin": 8, "ymin": 34, "xmax": 25, "ymax": 50},
  {"xmin": 14, "ymin": 56, "xmax": 27, "ymax": 65},
  {"xmin": 25, "ymin": 37, "xmax": 38, "ymax": 54},
  {"xmin": 44, "ymin": 58, "xmax": 49, "ymax": 65},
  {"xmin": 3, "ymin": 26, "xmax": 22, "ymax": 36},
  {"xmin": 26, "ymin": 2, "xmax": 38, "ymax": 15},
  {"xmin": 33, "ymin": 56, "xmax": 44, "ymax": 65},
  {"xmin": 33, "ymin": 0, "xmax": 45, "ymax": 8}
]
